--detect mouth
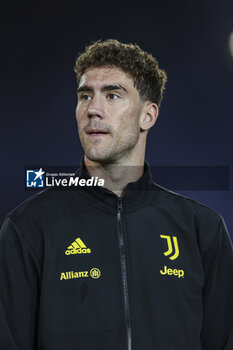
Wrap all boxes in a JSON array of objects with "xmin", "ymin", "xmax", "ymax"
[{"xmin": 86, "ymin": 129, "xmax": 110, "ymax": 137}]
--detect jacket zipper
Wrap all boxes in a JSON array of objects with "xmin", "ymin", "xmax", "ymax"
[{"xmin": 117, "ymin": 198, "xmax": 132, "ymax": 350}]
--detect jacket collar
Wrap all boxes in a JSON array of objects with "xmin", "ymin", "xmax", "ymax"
[{"xmin": 75, "ymin": 156, "xmax": 153, "ymax": 213}]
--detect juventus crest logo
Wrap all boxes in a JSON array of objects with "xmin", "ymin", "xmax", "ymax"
[{"xmin": 160, "ymin": 235, "xmax": 180, "ymax": 260}]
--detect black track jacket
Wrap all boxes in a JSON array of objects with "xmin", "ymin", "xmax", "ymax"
[{"xmin": 0, "ymin": 161, "xmax": 233, "ymax": 350}]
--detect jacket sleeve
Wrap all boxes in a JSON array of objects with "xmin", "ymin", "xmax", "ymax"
[
  {"xmin": 201, "ymin": 217, "xmax": 233, "ymax": 350},
  {"xmin": 0, "ymin": 217, "xmax": 41, "ymax": 350}
]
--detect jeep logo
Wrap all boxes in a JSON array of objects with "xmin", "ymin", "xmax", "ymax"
[{"xmin": 160, "ymin": 265, "xmax": 184, "ymax": 278}]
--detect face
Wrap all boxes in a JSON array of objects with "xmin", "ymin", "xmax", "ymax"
[{"xmin": 76, "ymin": 66, "xmax": 145, "ymax": 165}]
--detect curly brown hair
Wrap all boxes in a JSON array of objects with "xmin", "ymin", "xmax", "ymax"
[{"xmin": 74, "ymin": 39, "xmax": 167, "ymax": 107}]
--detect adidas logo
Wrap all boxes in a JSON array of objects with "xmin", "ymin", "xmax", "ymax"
[{"xmin": 65, "ymin": 237, "xmax": 91, "ymax": 255}]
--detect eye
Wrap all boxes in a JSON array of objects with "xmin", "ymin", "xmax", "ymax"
[
  {"xmin": 80, "ymin": 94, "xmax": 92, "ymax": 101},
  {"xmin": 107, "ymin": 93, "xmax": 119, "ymax": 100}
]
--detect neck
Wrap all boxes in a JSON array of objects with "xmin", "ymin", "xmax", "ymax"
[{"xmin": 84, "ymin": 156, "xmax": 145, "ymax": 197}]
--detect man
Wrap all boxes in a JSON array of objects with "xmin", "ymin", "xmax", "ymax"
[{"xmin": 0, "ymin": 39, "xmax": 233, "ymax": 350}]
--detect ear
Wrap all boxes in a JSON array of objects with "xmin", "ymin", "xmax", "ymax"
[{"xmin": 140, "ymin": 102, "xmax": 159, "ymax": 132}]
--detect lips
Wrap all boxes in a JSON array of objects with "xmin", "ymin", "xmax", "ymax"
[{"xmin": 86, "ymin": 128, "xmax": 109, "ymax": 136}]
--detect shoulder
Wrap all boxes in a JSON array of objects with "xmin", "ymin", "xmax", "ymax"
[
  {"xmin": 151, "ymin": 182, "xmax": 221, "ymax": 221},
  {"xmin": 1, "ymin": 188, "xmax": 84, "ymax": 264},
  {"xmin": 6, "ymin": 187, "xmax": 83, "ymax": 227}
]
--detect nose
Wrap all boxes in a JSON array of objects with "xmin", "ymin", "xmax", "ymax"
[{"xmin": 87, "ymin": 96, "xmax": 104, "ymax": 119}]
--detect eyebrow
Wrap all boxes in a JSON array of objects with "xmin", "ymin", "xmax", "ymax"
[{"xmin": 77, "ymin": 84, "xmax": 127, "ymax": 94}]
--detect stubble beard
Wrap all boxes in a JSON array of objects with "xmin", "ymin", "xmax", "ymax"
[{"xmin": 80, "ymin": 123, "xmax": 140, "ymax": 166}]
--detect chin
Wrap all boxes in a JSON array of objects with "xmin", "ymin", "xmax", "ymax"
[
  {"xmin": 85, "ymin": 151, "xmax": 106, "ymax": 162},
  {"xmin": 85, "ymin": 152, "xmax": 115, "ymax": 165}
]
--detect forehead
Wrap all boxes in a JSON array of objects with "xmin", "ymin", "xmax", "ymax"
[{"xmin": 79, "ymin": 66, "xmax": 135, "ymax": 89}]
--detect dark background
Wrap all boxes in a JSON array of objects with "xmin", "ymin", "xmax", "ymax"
[{"xmin": 1, "ymin": 1, "xmax": 233, "ymax": 240}]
